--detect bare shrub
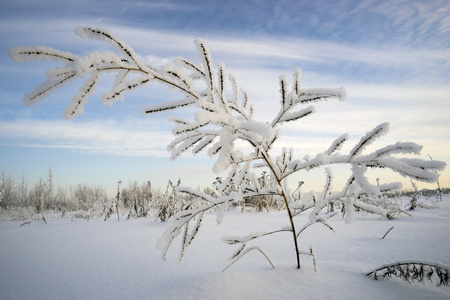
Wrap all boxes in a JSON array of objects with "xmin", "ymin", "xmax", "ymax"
[{"xmin": 367, "ymin": 261, "xmax": 449, "ymax": 286}]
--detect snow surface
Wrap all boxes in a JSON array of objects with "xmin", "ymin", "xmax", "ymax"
[{"xmin": 1, "ymin": 196, "xmax": 450, "ymax": 300}]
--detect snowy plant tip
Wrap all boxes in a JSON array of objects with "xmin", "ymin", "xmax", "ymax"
[
  {"xmin": 9, "ymin": 46, "xmax": 77, "ymax": 63},
  {"xmin": 74, "ymin": 26, "xmax": 142, "ymax": 67},
  {"xmin": 272, "ymin": 74, "xmax": 346, "ymax": 127}
]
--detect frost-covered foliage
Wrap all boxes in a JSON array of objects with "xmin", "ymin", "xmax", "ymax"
[
  {"xmin": 104, "ymin": 180, "xmax": 122, "ymax": 221},
  {"xmin": 0, "ymin": 170, "xmax": 189, "ymax": 222},
  {"xmin": 123, "ymin": 181, "xmax": 152, "ymax": 219},
  {"xmin": 11, "ymin": 27, "xmax": 446, "ymax": 269},
  {"xmin": 0, "ymin": 170, "xmax": 110, "ymax": 221},
  {"xmin": 406, "ymin": 179, "xmax": 443, "ymax": 210},
  {"xmin": 153, "ymin": 179, "xmax": 189, "ymax": 222}
]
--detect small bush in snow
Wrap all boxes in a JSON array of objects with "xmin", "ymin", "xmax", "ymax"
[
  {"xmin": 11, "ymin": 27, "xmax": 446, "ymax": 269},
  {"xmin": 367, "ymin": 261, "xmax": 449, "ymax": 286},
  {"xmin": 407, "ymin": 179, "xmax": 442, "ymax": 210},
  {"xmin": 154, "ymin": 179, "xmax": 186, "ymax": 222},
  {"xmin": 104, "ymin": 180, "xmax": 122, "ymax": 221},
  {"xmin": 123, "ymin": 181, "xmax": 152, "ymax": 219}
]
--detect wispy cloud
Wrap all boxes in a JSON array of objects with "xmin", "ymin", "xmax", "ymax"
[
  {"xmin": 0, "ymin": 118, "xmax": 173, "ymax": 157},
  {"xmin": 133, "ymin": 1, "xmax": 193, "ymax": 10},
  {"xmin": 352, "ymin": 0, "xmax": 450, "ymax": 44},
  {"xmin": 3, "ymin": 14, "xmax": 448, "ymax": 86}
]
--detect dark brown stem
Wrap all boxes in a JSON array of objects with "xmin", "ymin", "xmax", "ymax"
[{"xmin": 260, "ymin": 150, "xmax": 301, "ymax": 269}]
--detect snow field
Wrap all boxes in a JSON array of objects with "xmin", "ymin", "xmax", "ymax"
[{"xmin": 1, "ymin": 196, "xmax": 449, "ymax": 300}]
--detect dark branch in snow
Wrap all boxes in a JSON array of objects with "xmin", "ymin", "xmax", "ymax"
[{"xmin": 367, "ymin": 261, "xmax": 449, "ymax": 286}]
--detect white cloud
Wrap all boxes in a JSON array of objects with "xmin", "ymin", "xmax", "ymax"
[
  {"xmin": 0, "ymin": 118, "xmax": 173, "ymax": 157},
  {"xmin": 208, "ymin": 36, "xmax": 443, "ymax": 68},
  {"xmin": 133, "ymin": 1, "xmax": 185, "ymax": 10},
  {"xmin": 143, "ymin": 54, "xmax": 174, "ymax": 67},
  {"xmin": 6, "ymin": 18, "xmax": 448, "ymax": 70}
]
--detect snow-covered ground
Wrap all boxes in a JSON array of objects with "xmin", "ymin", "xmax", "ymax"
[{"xmin": 1, "ymin": 195, "xmax": 449, "ymax": 300}]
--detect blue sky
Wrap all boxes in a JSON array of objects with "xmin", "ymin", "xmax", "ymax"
[{"xmin": 1, "ymin": 0, "xmax": 449, "ymax": 196}]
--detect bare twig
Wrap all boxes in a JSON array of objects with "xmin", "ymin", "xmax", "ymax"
[{"xmin": 382, "ymin": 226, "xmax": 394, "ymax": 239}]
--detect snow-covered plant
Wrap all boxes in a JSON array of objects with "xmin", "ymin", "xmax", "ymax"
[
  {"xmin": 104, "ymin": 180, "xmax": 121, "ymax": 221},
  {"xmin": 367, "ymin": 261, "xmax": 449, "ymax": 286},
  {"xmin": 353, "ymin": 178, "xmax": 410, "ymax": 218},
  {"xmin": 243, "ymin": 171, "xmax": 280, "ymax": 212},
  {"xmin": 0, "ymin": 171, "xmax": 16, "ymax": 209},
  {"xmin": 11, "ymin": 27, "xmax": 446, "ymax": 269},
  {"xmin": 407, "ymin": 179, "xmax": 442, "ymax": 210},
  {"xmin": 123, "ymin": 181, "xmax": 152, "ymax": 219},
  {"xmin": 154, "ymin": 179, "xmax": 185, "ymax": 222}
]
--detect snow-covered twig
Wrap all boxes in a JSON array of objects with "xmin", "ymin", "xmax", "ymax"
[{"xmin": 222, "ymin": 246, "xmax": 275, "ymax": 272}]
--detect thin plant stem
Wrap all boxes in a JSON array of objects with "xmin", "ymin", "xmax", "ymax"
[{"xmin": 260, "ymin": 150, "xmax": 301, "ymax": 269}]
